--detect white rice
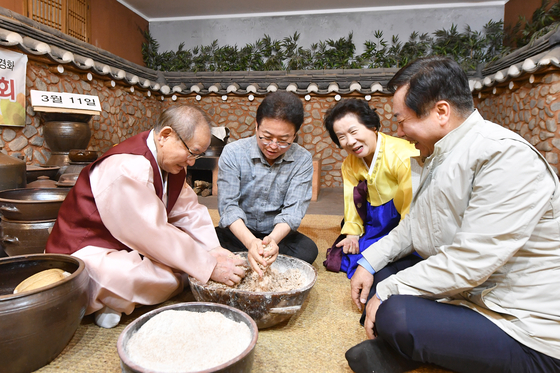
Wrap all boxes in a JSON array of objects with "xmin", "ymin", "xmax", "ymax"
[{"xmin": 126, "ymin": 310, "xmax": 252, "ymax": 372}]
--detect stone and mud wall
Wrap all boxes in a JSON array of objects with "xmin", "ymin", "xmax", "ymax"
[
  {"xmin": 3, "ymin": 59, "xmax": 560, "ymax": 189},
  {"xmin": 474, "ymin": 70, "xmax": 560, "ymax": 175}
]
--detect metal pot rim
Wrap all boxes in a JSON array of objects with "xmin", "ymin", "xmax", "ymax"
[
  {"xmin": 26, "ymin": 165, "xmax": 60, "ymax": 171},
  {"xmin": 1, "ymin": 217, "xmax": 57, "ymax": 224},
  {"xmin": 0, "ymin": 188, "xmax": 68, "ymax": 204}
]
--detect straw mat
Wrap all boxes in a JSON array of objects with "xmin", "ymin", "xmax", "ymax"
[{"xmin": 36, "ymin": 211, "xmax": 448, "ymax": 373}]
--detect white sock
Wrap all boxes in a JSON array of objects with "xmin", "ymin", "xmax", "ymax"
[{"xmin": 94, "ymin": 306, "xmax": 122, "ymax": 329}]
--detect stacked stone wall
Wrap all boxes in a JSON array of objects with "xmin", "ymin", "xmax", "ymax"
[
  {"xmin": 3, "ymin": 59, "xmax": 560, "ymax": 188},
  {"xmin": 165, "ymin": 94, "xmax": 398, "ymax": 188},
  {"xmin": 474, "ymin": 71, "xmax": 560, "ymax": 175},
  {"xmin": 0, "ymin": 60, "xmax": 160, "ymax": 165}
]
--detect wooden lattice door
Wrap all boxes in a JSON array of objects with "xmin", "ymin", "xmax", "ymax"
[{"xmin": 27, "ymin": 0, "xmax": 90, "ymax": 42}]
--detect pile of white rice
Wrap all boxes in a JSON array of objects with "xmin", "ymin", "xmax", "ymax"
[{"xmin": 126, "ymin": 310, "xmax": 252, "ymax": 372}]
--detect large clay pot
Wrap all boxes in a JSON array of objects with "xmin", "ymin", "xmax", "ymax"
[
  {"xmin": 40, "ymin": 112, "xmax": 94, "ymax": 168},
  {"xmin": 40, "ymin": 112, "xmax": 92, "ymax": 123},
  {"xmin": 43, "ymin": 121, "xmax": 91, "ymax": 153},
  {"xmin": 0, "ymin": 254, "xmax": 88, "ymax": 373},
  {"xmin": 0, "ymin": 188, "xmax": 70, "ymax": 221},
  {"xmin": 0, "ymin": 152, "xmax": 26, "ymax": 191},
  {"xmin": 0, "ymin": 218, "xmax": 56, "ymax": 256}
]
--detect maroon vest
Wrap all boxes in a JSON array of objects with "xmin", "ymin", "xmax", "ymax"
[{"xmin": 46, "ymin": 131, "xmax": 186, "ymax": 255}]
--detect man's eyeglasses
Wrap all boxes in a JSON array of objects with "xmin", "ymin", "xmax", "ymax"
[
  {"xmin": 175, "ymin": 130, "xmax": 205, "ymax": 159},
  {"xmin": 259, "ymin": 136, "xmax": 292, "ymax": 149}
]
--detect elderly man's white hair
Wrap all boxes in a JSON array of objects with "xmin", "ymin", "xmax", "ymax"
[{"xmin": 154, "ymin": 105, "xmax": 212, "ymax": 140}]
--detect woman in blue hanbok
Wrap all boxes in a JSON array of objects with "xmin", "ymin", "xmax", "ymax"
[{"xmin": 323, "ymin": 99, "xmax": 419, "ymax": 278}]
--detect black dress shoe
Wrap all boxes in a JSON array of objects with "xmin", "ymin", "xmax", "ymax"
[{"xmin": 345, "ymin": 338, "xmax": 422, "ymax": 373}]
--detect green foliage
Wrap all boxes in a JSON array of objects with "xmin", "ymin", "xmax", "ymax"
[
  {"xmin": 316, "ymin": 33, "xmax": 358, "ymax": 69},
  {"xmin": 399, "ymin": 32, "xmax": 433, "ymax": 67},
  {"xmin": 192, "ymin": 40, "xmax": 219, "ymax": 72},
  {"xmin": 139, "ymin": 13, "xmax": 545, "ymax": 73},
  {"xmin": 505, "ymin": 0, "xmax": 560, "ymax": 49},
  {"xmin": 140, "ymin": 28, "xmax": 160, "ymax": 69},
  {"xmin": 431, "ymin": 21, "xmax": 507, "ymax": 70},
  {"xmin": 357, "ymin": 30, "xmax": 389, "ymax": 68},
  {"xmin": 259, "ymin": 35, "xmax": 285, "ymax": 71},
  {"xmin": 283, "ymin": 32, "xmax": 312, "ymax": 71}
]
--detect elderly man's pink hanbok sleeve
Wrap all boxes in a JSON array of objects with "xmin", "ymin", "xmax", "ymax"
[
  {"xmin": 168, "ymin": 184, "xmax": 220, "ymax": 251},
  {"xmin": 90, "ymin": 154, "xmax": 218, "ymax": 283}
]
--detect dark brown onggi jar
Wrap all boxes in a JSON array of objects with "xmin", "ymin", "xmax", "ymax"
[
  {"xmin": 0, "ymin": 218, "xmax": 56, "ymax": 256},
  {"xmin": 0, "ymin": 254, "xmax": 89, "ymax": 373},
  {"xmin": 40, "ymin": 112, "xmax": 93, "ymax": 168}
]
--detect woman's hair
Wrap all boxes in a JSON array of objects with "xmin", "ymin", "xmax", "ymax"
[
  {"xmin": 154, "ymin": 105, "xmax": 211, "ymax": 140},
  {"xmin": 324, "ymin": 99, "xmax": 380, "ymax": 147},
  {"xmin": 256, "ymin": 91, "xmax": 304, "ymax": 132},
  {"xmin": 387, "ymin": 56, "xmax": 474, "ymax": 119}
]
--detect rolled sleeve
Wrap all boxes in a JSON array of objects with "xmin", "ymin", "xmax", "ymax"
[
  {"xmin": 357, "ymin": 258, "xmax": 375, "ymax": 274},
  {"xmin": 273, "ymin": 151, "xmax": 313, "ymax": 231}
]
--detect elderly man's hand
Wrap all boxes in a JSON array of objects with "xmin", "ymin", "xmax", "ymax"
[
  {"xmin": 209, "ymin": 247, "xmax": 246, "ymax": 286},
  {"xmin": 350, "ymin": 265, "xmax": 374, "ymax": 311}
]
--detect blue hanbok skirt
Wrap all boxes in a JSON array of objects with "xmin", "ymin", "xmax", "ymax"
[{"xmin": 340, "ymin": 200, "xmax": 400, "ymax": 279}]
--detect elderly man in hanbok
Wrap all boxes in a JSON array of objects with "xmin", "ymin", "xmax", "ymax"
[{"xmin": 46, "ymin": 105, "xmax": 245, "ymax": 328}]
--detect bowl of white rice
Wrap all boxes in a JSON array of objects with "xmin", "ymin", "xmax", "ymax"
[{"xmin": 117, "ymin": 302, "xmax": 258, "ymax": 373}]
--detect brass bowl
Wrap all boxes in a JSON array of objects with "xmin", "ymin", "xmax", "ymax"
[
  {"xmin": 0, "ymin": 254, "xmax": 88, "ymax": 373},
  {"xmin": 117, "ymin": 302, "xmax": 258, "ymax": 373},
  {"xmin": 189, "ymin": 253, "xmax": 317, "ymax": 329}
]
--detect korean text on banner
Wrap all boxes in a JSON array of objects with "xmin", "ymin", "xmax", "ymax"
[{"xmin": 0, "ymin": 49, "xmax": 27, "ymax": 127}]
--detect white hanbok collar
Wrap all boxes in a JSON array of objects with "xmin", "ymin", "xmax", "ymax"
[
  {"xmin": 362, "ymin": 131, "xmax": 382, "ymax": 176},
  {"xmin": 147, "ymin": 129, "xmax": 168, "ymax": 205}
]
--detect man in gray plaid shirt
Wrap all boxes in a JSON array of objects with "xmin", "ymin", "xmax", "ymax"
[{"xmin": 216, "ymin": 91, "xmax": 318, "ymax": 275}]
